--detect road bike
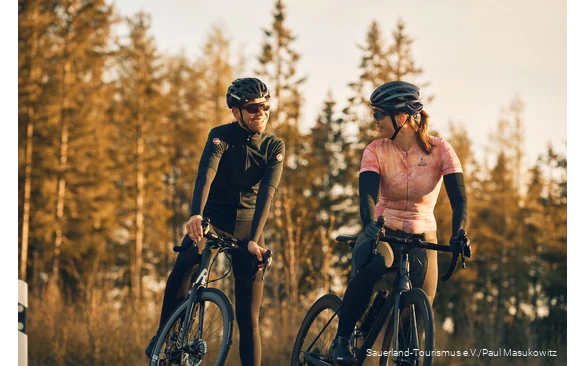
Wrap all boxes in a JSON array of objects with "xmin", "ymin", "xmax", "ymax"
[
  {"xmin": 149, "ymin": 218, "xmax": 272, "ymax": 366},
  {"xmin": 291, "ymin": 217, "xmax": 470, "ymax": 366}
]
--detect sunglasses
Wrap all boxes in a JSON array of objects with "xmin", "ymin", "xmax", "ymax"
[
  {"xmin": 243, "ymin": 103, "xmax": 270, "ymax": 114},
  {"xmin": 373, "ymin": 109, "xmax": 392, "ymax": 121}
]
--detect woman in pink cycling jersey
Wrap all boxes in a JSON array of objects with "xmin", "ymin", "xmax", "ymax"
[{"xmin": 329, "ymin": 81, "xmax": 469, "ymax": 364}]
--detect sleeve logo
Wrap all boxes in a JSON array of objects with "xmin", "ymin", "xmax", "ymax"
[
  {"xmin": 276, "ymin": 153, "xmax": 284, "ymax": 161},
  {"xmin": 213, "ymin": 138, "xmax": 221, "ymax": 145}
]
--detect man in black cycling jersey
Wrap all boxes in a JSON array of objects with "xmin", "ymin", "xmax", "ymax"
[{"xmin": 145, "ymin": 77, "xmax": 285, "ymax": 366}]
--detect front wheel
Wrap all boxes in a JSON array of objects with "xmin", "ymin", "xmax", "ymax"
[
  {"xmin": 290, "ymin": 294, "xmax": 342, "ymax": 366},
  {"xmin": 379, "ymin": 288, "xmax": 434, "ymax": 366},
  {"xmin": 150, "ymin": 288, "xmax": 234, "ymax": 366}
]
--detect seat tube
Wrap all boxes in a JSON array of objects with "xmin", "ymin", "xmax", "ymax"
[{"xmin": 398, "ymin": 251, "xmax": 410, "ymax": 291}]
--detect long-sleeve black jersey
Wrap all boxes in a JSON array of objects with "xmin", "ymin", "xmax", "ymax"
[{"xmin": 190, "ymin": 121, "xmax": 285, "ymax": 243}]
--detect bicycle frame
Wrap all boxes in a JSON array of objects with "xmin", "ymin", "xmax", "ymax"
[
  {"xmin": 352, "ymin": 246, "xmax": 412, "ymax": 363},
  {"xmin": 387, "ymin": 247, "xmax": 416, "ymax": 364},
  {"xmin": 174, "ymin": 234, "xmax": 271, "ymax": 350},
  {"xmin": 153, "ymin": 217, "xmax": 272, "ymax": 365},
  {"xmin": 357, "ymin": 237, "xmax": 457, "ymax": 364},
  {"xmin": 301, "ymin": 248, "xmax": 414, "ymax": 365},
  {"xmin": 295, "ymin": 215, "xmax": 468, "ymax": 366}
]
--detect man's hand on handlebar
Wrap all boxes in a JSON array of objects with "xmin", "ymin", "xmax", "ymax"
[
  {"xmin": 247, "ymin": 240, "xmax": 272, "ymax": 269},
  {"xmin": 186, "ymin": 215, "xmax": 210, "ymax": 242}
]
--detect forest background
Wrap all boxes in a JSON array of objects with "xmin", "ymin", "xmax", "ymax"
[{"xmin": 15, "ymin": 0, "xmax": 569, "ymax": 365}]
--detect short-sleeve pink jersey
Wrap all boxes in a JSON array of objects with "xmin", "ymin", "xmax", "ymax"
[{"xmin": 360, "ymin": 136, "xmax": 462, "ymax": 233}]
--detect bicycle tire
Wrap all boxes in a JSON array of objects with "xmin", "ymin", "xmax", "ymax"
[
  {"xmin": 150, "ymin": 288, "xmax": 234, "ymax": 366},
  {"xmin": 290, "ymin": 294, "xmax": 342, "ymax": 366},
  {"xmin": 379, "ymin": 288, "xmax": 434, "ymax": 366}
]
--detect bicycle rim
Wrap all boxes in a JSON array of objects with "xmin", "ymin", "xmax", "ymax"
[
  {"xmin": 379, "ymin": 288, "xmax": 434, "ymax": 366},
  {"xmin": 290, "ymin": 294, "xmax": 342, "ymax": 366},
  {"xmin": 151, "ymin": 288, "xmax": 234, "ymax": 366}
]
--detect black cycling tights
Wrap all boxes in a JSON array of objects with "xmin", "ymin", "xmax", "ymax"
[
  {"xmin": 336, "ymin": 232, "xmax": 438, "ymax": 338},
  {"xmin": 336, "ymin": 249, "xmax": 388, "ymax": 337},
  {"xmin": 157, "ymin": 221, "xmax": 265, "ymax": 366}
]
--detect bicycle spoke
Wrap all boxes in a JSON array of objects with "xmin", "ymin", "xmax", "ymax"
[
  {"xmin": 290, "ymin": 294, "xmax": 342, "ymax": 366},
  {"xmin": 380, "ymin": 289, "xmax": 433, "ymax": 366}
]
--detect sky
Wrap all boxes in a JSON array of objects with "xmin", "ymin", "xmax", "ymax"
[{"xmin": 111, "ymin": 0, "xmax": 567, "ymax": 169}]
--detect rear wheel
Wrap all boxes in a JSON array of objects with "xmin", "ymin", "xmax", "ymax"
[
  {"xmin": 290, "ymin": 294, "xmax": 342, "ymax": 366},
  {"xmin": 150, "ymin": 288, "xmax": 234, "ymax": 366},
  {"xmin": 379, "ymin": 288, "xmax": 434, "ymax": 366}
]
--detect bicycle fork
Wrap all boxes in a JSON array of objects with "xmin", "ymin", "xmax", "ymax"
[
  {"xmin": 178, "ymin": 247, "xmax": 212, "ymax": 348},
  {"xmin": 391, "ymin": 251, "xmax": 417, "ymax": 363}
]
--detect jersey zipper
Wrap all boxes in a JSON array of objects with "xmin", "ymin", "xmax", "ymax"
[
  {"xmin": 241, "ymin": 136, "xmax": 252, "ymax": 207},
  {"xmin": 246, "ymin": 136, "xmax": 251, "ymax": 167}
]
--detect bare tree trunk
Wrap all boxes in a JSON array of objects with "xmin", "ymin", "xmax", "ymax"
[
  {"xmin": 282, "ymin": 187, "xmax": 294, "ymax": 335},
  {"xmin": 20, "ymin": 0, "xmax": 41, "ymax": 281},
  {"xmin": 280, "ymin": 185, "xmax": 308, "ymax": 340},
  {"xmin": 271, "ymin": 193, "xmax": 284, "ymax": 331},
  {"xmin": 291, "ymin": 205, "xmax": 307, "ymax": 335},
  {"xmin": 320, "ymin": 214, "xmax": 336, "ymax": 293},
  {"xmin": 134, "ymin": 95, "xmax": 145, "ymax": 300},
  {"xmin": 52, "ymin": 60, "xmax": 72, "ymax": 280},
  {"xmin": 20, "ymin": 122, "xmax": 34, "ymax": 281}
]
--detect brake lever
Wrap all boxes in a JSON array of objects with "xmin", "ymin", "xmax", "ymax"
[
  {"xmin": 460, "ymin": 249, "xmax": 466, "ymax": 269},
  {"xmin": 259, "ymin": 250, "xmax": 272, "ymax": 280},
  {"xmin": 173, "ymin": 218, "xmax": 214, "ymax": 252},
  {"xmin": 458, "ymin": 230, "xmax": 471, "ymax": 268}
]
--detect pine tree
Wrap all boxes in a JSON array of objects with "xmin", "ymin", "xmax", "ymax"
[
  {"xmin": 113, "ymin": 12, "xmax": 171, "ymax": 299},
  {"xmin": 298, "ymin": 92, "xmax": 357, "ymax": 296},
  {"xmin": 18, "ymin": 0, "xmax": 57, "ymax": 281},
  {"xmin": 256, "ymin": 0, "xmax": 307, "ymax": 337}
]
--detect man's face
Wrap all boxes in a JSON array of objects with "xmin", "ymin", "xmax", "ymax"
[{"xmin": 232, "ymin": 97, "xmax": 270, "ymax": 134}]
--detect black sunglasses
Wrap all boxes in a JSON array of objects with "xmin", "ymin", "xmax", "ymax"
[
  {"xmin": 373, "ymin": 109, "xmax": 391, "ymax": 121},
  {"xmin": 243, "ymin": 103, "xmax": 270, "ymax": 114}
]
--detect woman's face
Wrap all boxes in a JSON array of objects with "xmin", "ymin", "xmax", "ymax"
[
  {"xmin": 232, "ymin": 97, "xmax": 271, "ymax": 134},
  {"xmin": 373, "ymin": 109, "xmax": 408, "ymax": 139}
]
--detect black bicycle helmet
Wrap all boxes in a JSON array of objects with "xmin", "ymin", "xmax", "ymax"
[
  {"xmin": 226, "ymin": 77, "xmax": 270, "ymax": 108},
  {"xmin": 370, "ymin": 81, "xmax": 423, "ymax": 115}
]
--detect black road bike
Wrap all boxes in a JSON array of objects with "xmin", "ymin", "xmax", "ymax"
[
  {"xmin": 291, "ymin": 217, "xmax": 470, "ymax": 366},
  {"xmin": 149, "ymin": 218, "xmax": 272, "ymax": 366}
]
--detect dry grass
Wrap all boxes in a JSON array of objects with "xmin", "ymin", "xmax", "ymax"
[
  {"xmin": 27, "ymin": 280, "xmax": 302, "ymax": 366},
  {"xmin": 26, "ymin": 282, "xmax": 565, "ymax": 365}
]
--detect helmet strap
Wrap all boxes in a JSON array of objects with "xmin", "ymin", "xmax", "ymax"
[
  {"xmin": 237, "ymin": 107, "xmax": 255, "ymax": 134},
  {"xmin": 389, "ymin": 114, "xmax": 403, "ymax": 140}
]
